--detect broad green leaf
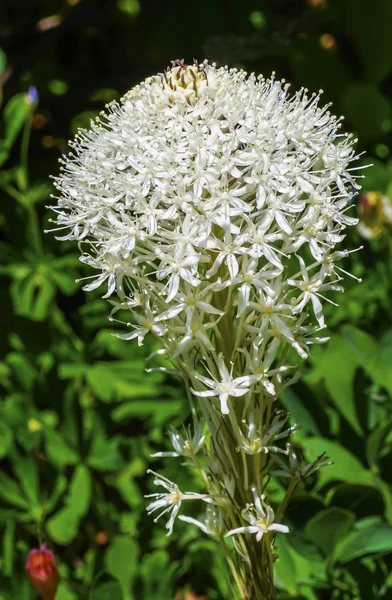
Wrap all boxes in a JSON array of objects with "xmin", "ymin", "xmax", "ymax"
[
  {"xmin": 5, "ymin": 352, "xmax": 36, "ymax": 391},
  {"xmin": 50, "ymin": 265, "xmax": 78, "ymax": 295},
  {"xmin": 46, "ymin": 465, "xmax": 91, "ymax": 544},
  {"xmin": 44, "ymin": 474, "xmax": 68, "ymax": 513},
  {"xmin": 308, "ymin": 335, "xmax": 362, "ymax": 435},
  {"xmin": 114, "ymin": 380, "xmax": 164, "ymax": 400},
  {"xmin": 58, "ymin": 363, "xmax": 86, "ymax": 379},
  {"xmin": 67, "ymin": 464, "xmax": 92, "ymax": 517},
  {"xmin": 87, "ymin": 365, "xmax": 115, "ymax": 401},
  {"xmin": 112, "ymin": 399, "xmax": 181, "ymax": 423},
  {"xmin": 105, "ymin": 536, "xmax": 139, "ymax": 600},
  {"xmin": 280, "ymin": 388, "xmax": 321, "ymax": 436},
  {"xmin": 44, "ymin": 429, "xmax": 79, "ymax": 468},
  {"xmin": 334, "ymin": 520, "xmax": 392, "ymax": 563},
  {"xmin": 342, "ymin": 325, "xmax": 392, "ymax": 395},
  {"xmin": 329, "ymin": 484, "xmax": 385, "ymax": 520},
  {"xmin": 90, "ymin": 581, "xmax": 123, "ymax": 600},
  {"xmin": 46, "ymin": 506, "xmax": 80, "ymax": 545},
  {"xmin": 87, "ymin": 434, "xmax": 124, "ymax": 472},
  {"xmin": 12, "ymin": 454, "xmax": 40, "ymax": 508},
  {"xmin": 55, "ymin": 581, "xmax": 78, "ymax": 600},
  {"xmin": 26, "ymin": 182, "xmax": 52, "ymax": 205},
  {"xmin": 342, "ymin": 84, "xmax": 391, "ymax": 141},
  {"xmin": 346, "ymin": 0, "xmax": 392, "ymax": 83},
  {"xmin": 10, "ymin": 274, "xmax": 56, "ymax": 321},
  {"xmin": 305, "ymin": 508, "xmax": 356, "ymax": 556},
  {"xmin": 0, "ymin": 472, "xmax": 29, "ymax": 510},
  {"xmin": 274, "ymin": 535, "xmax": 298, "ymax": 594},
  {"xmin": 301, "ymin": 438, "xmax": 373, "ymax": 487}
]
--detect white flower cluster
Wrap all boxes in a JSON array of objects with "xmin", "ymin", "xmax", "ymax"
[
  {"xmin": 49, "ymin": 60, "xmax": 360, "ymax": 407},
  {"xmin": 48, "ymin": 60, "xmax": 361, "ymax": 550}
]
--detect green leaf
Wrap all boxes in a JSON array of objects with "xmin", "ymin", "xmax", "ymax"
[
  {"xmin": 112, "ymin": 399, "xmax": 181, "ymax": 423},
  {"xmin": 0, "ymin": 422, "xmax": 13, "ymax": 459},
  {"xmin": 44, "ymin": 429, "xmax": 79, "ymax": 468},
  {"xmin": 308, "ymin": 335, "xmax": 362, "ymax": 435},
  {"xmin": 55, "ymin": 581, "xmax": 78, "ymax": 600},
  {"xmin": 140, "ymin": 551, "xmax": 177, "ymax": 600},
  {"xmin": 333, "ymin": 520, "xmax": 392, "ymax": 563},
  {"xmin": 301, "ymin": 438, "xmax": 373, "ymax": 487},
  {"xmin": 46, "ymin": 465, "xmax": 91, "ymax": 544},
  {"xmin": 26, "ymin": 182, "xmax": 52, "ymax": 205},
  {"xmin": 46, "ymin": 506, "xmax": 80, "ymax": 545},
  {"xmin": 274, "ymin": 535, "xmax": 298, "ymax": 594},
  {"xmin": 105, "ymin": 536, "xmax": 139, "ymax": 600},
  {"xmin": 10, "ymin": 274, "xmax": 56, "ymax": 321},
  {"xmin": 58, "ymin": 363, "xmax": 86, "ymax": 379},
  {"xmin": 87, "ymin": 433, "xmax": 124, "ymax": 472},
  {"xmin": 12, "ymin": 454, "xmax": 40, "ymax": 508},
  {"xmin": 280, "ymin": 388, "xmax": 321, "ymax": 436},
  {"xmin": 0, "ymin": 472, "xmax": 29, "ymax": 510},
  {"xmin": 90, "ymin": 581, "xmax": 123, "ymax": 600},
  {"xmin": 87, "ymin": 365, "xmax": 115, "ymax": 401},
  {"xmin": 5, "ymin": 352, "xmax": 36, "ymax": 391},
  {"xmin": 342, "ymin": 83, "xmax": 391, "ymax": 141},
  {"xmin": 305, "ymin": 508, "xmax": 356, "ymax": 556},
  {"xmin": 2, "ymin": 93, "xmax": 29, "ymax": 150},
  {"xmin": 68, "ymin": 464, "xmax": 92, "ymax": 517},
  {"xmin": 366, "ymin": 418, "xmax": 392, "ymax": 472},
  {"xmin": 342, "ymin": 325, "xmax": 392, "ymax": 395},
  {"xmin": 0, "ymin": 47, "xmax": 6, "ymax": 75},
  {"xmin": 346, "ymin": 0, "xmax": 392, "ymax": 83}
]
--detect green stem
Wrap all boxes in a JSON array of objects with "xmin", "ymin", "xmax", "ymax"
[
  {"xmin": 20, "ymin": 115, "xmax": 32, "ymax": 192},
  {"xmin": 219, "ymin": 534, "xmax": 248, "ymax": 600},
  {"xmin": 275, "ymin": 474, "xmax": 300, "ymax": 524}
]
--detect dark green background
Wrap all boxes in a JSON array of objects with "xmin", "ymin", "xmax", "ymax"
[{"xmin": 1, "ymin": 1, "xmax": 392, "ymax": 598}]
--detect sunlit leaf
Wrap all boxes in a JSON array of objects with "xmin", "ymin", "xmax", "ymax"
[
  {"xmin": 333, "ymin": 520, "xmax": 392, "ymax": 563},
  {"xmin": 105, "ymin": 536, "xmax": 139, "ymax": 600},
  {"xmin": 301, "ymin": 438, "xmax": 373, "ymax": 487}
]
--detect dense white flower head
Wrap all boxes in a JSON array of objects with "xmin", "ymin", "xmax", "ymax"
[{"xmin": 49, "ymin": 59, "xmax": 361, "ymax": 416}]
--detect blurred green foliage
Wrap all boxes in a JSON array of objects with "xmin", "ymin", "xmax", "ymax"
[{"xmin": 1, "ymin": 0, "xmax": 392, "ymax": 598}]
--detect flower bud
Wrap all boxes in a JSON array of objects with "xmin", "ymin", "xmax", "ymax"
[
  {"xmin": 160, "ymin": 59, "xmax": 211, "ymax": 103},
  {"xmin": 26, "ymin": 543, "xmax": 59, "ymax": 600}
]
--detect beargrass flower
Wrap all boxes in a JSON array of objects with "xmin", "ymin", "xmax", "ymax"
[
  {"xmin": 226, "ymin": 486, "xmax": 289, "ymax": 542},
  {"xmin": 145, "ymin": 470, "xmax": 211, "ymax": 535},
  {"xmin": 151, "ymin": 423, "xmax": 206, "ymax": 458},
  {"xmin": 48, "ymin": 59, "xmax": 363, "ymax": 599}
]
